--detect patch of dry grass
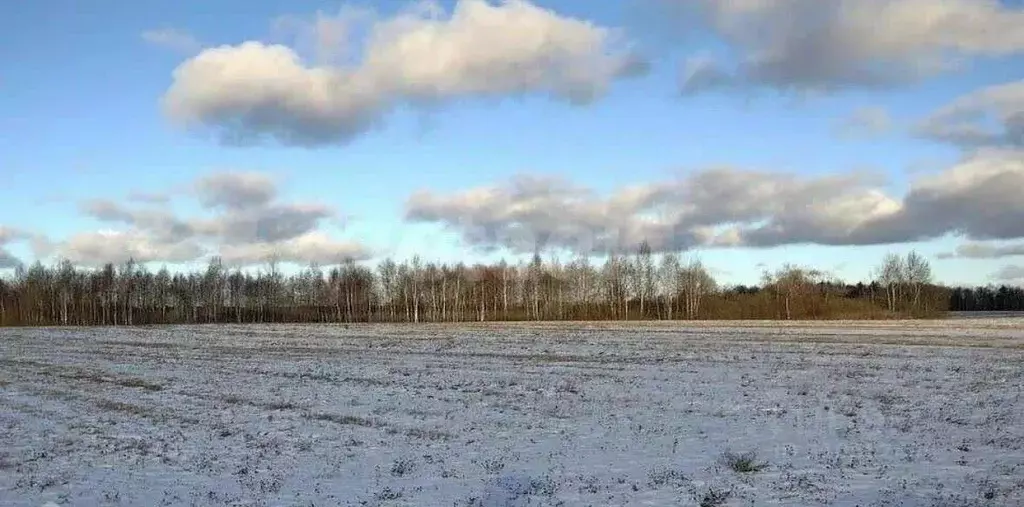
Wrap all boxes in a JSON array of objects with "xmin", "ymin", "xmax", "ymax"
[
  {"xmin": 94, "ymin": 399, "xmax": 156, "ymax": 418},
  {"xmin": 306, "ymin": 411, "xmax": 381, "ymax": 428}
]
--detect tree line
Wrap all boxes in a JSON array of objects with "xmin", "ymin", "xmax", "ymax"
[
  {"xmin": 0, "ymin": 244, "xmax": 996, "ymax": 327},
  {"xmin": 949, "ymin": 285, "xmax": 1024, "ymax": 312}
]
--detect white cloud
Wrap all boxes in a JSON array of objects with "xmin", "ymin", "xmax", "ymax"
[
  {"xmin": 992, "ymin": 264, "xmax": 1024, "ymax": 282},
  {"xmin": 219, "ymin": 231, "xmax": 370, "ymax": 266},
  {"xmin": 0, "ymin": 226, "xmax": 26, "ymax": 268},
  {"xmin": 79, "ymin": 200, "xmax": 195, "ymax": 243},
  {"xmin": 271, "ymin": 6, "xmax": 373, "ymax": 65},
  {"xmin": 918, "ymin": 79, "xmax": 1024, "ymax": 147},
  {"xmin": 0, "ymin": 226, "xmax": 24, "ymax": 245},
  {"xmin": 676, "ymin": 0, "xmax": 1024, "ymax": 94},
  {"xmin": 163, "ymin": 42, "xmax": 386, "ymax": 146},
  {"xmin": 939, "ymin": 241, "xmax": 1024, "ymax": 259},
  {"xmin": 405, "ymin": 169, "xmax": 902, "ymax": 253},
  {"xmin": 406, "ymin": 149, "xmax": 1024, "ymax": 253},
  {"xmin": 361, "ymin": 0, "xmax": 642, "ymax": 102},
  {"xmin": 142, "ymin": 28, "xmax": 202, "ymax": 54},
  {"xmin": 192, "ymin": 203, "xmax": 336, "ymax": 244},
  {"xmin": 56, "ymin": 230, "xmax": 205, "ymax": 267},
  {"xmin": 0, "ymin": 250, "xmax": 22, "ymax": 269},
  {"xmin": 194, "ymin": 171, "xmax": 278, "ymax": 210},
  {"xmin": 162, "ymin": 0, "xmax": 645, "ymax": 146},
  {"xmin": 48, "ymin": 172, "xmax": 367, "ymax": 268}
]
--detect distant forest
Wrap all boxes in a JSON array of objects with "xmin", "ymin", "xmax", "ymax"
[{"xmin": 0, "ymin": 245, "xmax": 1019, "ymax": 326}]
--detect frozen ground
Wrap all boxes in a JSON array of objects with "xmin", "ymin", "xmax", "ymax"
[{"xmin": 1, "ymin": 320, "xmax": 1023, "ymax": 506}]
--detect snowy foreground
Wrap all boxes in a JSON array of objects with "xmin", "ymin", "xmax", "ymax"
[{"xmin": 1, "ymin": 320, "xmax": 1023, "ymax": 507}]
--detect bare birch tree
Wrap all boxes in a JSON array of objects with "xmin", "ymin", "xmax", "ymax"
[
  {"xmin": 679, "ymin": 257, "xmax": 715, "ymax": 319},
  {"xmin": 903, "ymin": 250, "xmax": 932, "ymax": 312},
  {"xmin": 876, "ymin": 253, "xmax": 905, "ymax": 313},
  {"xmin": 658, "ymin": 252, "xmax": 681, "ymax": 320}
]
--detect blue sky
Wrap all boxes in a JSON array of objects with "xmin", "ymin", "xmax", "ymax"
[{"xmin": 1, "ymin": 0, "xmax": 1023, "ymax": 287}]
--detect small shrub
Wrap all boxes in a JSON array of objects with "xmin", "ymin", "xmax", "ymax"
[
  {"xmin": 528, "ymin": 476, "xmax": 556, "ymax": 496},
  {"xmin": 116, "ymin": 377, "xmax": 164, "ymax": 391},
  {"xmin": 375, "ymin": 487, "xmax": 403, "ymax": 501},
  {"xmin": 698, "ymin": 488, "xmax": 731, "ymax": 507},
  {"xmin": 391, "ymin": 457, "xmax": 416, "ymax": 477},
  {"xmin": 648, "ymin": 467, "xmax": 688, "ymax": 488},
  {"xmin": 94, "ymin": 399, "xmax": 152, "ymax": 418},
  {"xmin": 258, "ymin": 476, "xmax": 283, "ymax": 494},
  {"xmin": 220, "ymin": 394, "xmax": 244, "ymax": 405},
  {"xmin": 555, "ymin": 378, "xmax": 581, "ymax": 394},
  {"xmin": 723, "ymin": 451, "xmax": 768, "ymax": 473},
  {"xmin": 264, "ymin": 400, "xmax": 300, "ymax": 411},
  {"xmin": 403, "ymin": 427, "xmax": 453, "ymax": 441},
  {"xmin": 308, "ymin": 412, "xmax": 379, "ymax": 427},
  {"xmin": 480, "ymin": 458, "xmax": 506, "ymax": 474}
]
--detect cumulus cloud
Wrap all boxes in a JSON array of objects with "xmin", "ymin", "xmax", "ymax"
[
  {"xmin": 142, "ymin": 28, "xmax": 202, "ymax": 54},
  {"xmin": 938, "ymin": 242, "xmax": 1024, "ymax": 259},
  {"xmin": 80, "ymin": 199, "xmax": 140, "ymax": 224},
  {"xmin": 67, "ymin": 200, "xmax": 206, "ymax": 266},
  {"xmin": 194, "ymin": 171, "xmax": 278, "ymax": 210},
  {"xmin": 0, "ymin": 251, "xmax": 21, "ymax": 269},
  {"xmin": 0, "ymin": 226, "xmax": 24, "ymax": 244},
  {"xmin": 361, "ymin": 0, "xmax": 644, "ymax": 101},
  {"xmin": 79, "ymin": 200, "xmax": 196, "ymax": 243},
  {"xmin": 0, "ymin": 226, "xmax": 26, "ymax": 269},
  {"xmin": 992, "ymin": 264, "xmax": 1024, "ymax": 282},
  {"xmin": 835, "ymin": 106, "xmax": 893, "ymax": 138},
  {"xmin": 918, "ymin": 80, "xmax": 1024, "ymax": 147},
  {"xmin": 162, "ymin": 0, "xmax": 645, "ymax": 146},
  {"xmin": 219, "ymin": 232, "xmax": 368, "ymax": 266},
  {"xmin": 405, "ymin": 170, "xmax": 901, "ymax": 253},
  {"xmin": 272, "ymin": 6, "xmax": 375, "ymax": 65},
  {"xmin": 50, "ymin": 172, "xmax": 365, "ymax": 267},
  {"xmin": 58, "ymin": 231, "xmax": 205, "ymax": 267},
  {"xmin": 163, "ymin": 42, "xmax": 386, "ymax": 146},
  {"xmin": 675, "ymin": 0, "xmax": 1024, "ymax": 94},
  {"xmin": 406, "ymin": 148, "xmax": 1024, "ymax": 253},
  {"xmin": 856, "ymin": 148, "xmax": 1024, "ymax": 243},
  {"xmin": 192, "ymin": 203, "xmax": 335, "ymax": 244}
]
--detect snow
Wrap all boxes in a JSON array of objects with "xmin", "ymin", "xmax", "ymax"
[{"xmin": 1, "ymin": 320, "xmax": 1023, "ymax": 506}]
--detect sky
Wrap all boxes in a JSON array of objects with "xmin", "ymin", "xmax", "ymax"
[{"xmin": 1, "ymin": 0, "xmax": 1023, "ymax": 287}]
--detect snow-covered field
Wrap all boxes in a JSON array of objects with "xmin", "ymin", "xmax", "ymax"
[{"xmin": 1, "ymin": 320, "xmax": 1023, "ymax": 506}]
